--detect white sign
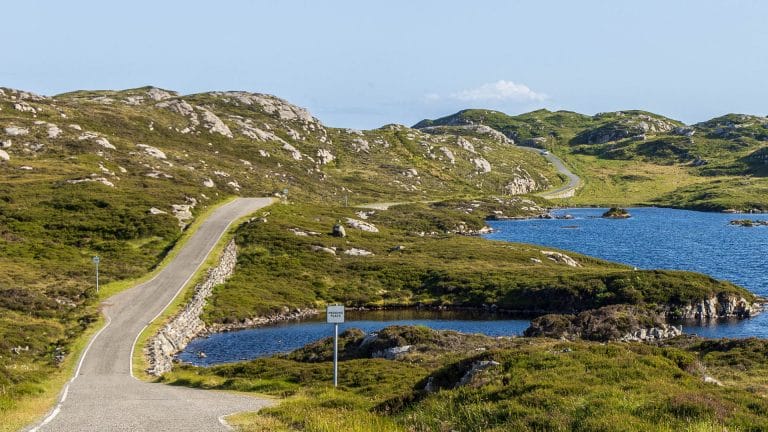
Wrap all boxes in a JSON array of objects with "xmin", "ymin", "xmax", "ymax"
[
  {"xmin": 92, "ymin": 256, "xmax": 100, "ymax": 265},
  {"xmin": 326, "ymin": 305, "xmax": 345, "ymax": 323}
]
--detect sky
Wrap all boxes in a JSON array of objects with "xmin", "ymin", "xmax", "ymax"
[{"xmin": 2, "ymin": 0, "xmax": 767, "ymax": 129}]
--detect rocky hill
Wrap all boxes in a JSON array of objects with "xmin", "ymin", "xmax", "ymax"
[
  {"xmin": 0, "ymin": 86, "xmax": 565, "ymax": 418},
  {"xmin": 416, "ymin": 108, "xmax": 768, "ymax": 210}
]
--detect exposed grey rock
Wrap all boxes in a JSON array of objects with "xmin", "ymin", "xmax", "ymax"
[
  {"xmin": 403, "ymin": 168, "xmax": 419, "ymax": 178},
  {"xmin": 332, "ymin": 224, "xmax": 347, "ymax": 237},
  {"xmin": 199, "ymin": 108, "xmax": 233, "ymax": 137},
  {"xmin": 202, "ymin": 178, "xmax": 215, "ymax": 188},
  {"xmin": 13, "ymin": 101, "xmax": 37, "ymax": 113},
  {"xmin": 136, "ymin": 143, "xmax": 167, "ymax": 159},
  {"xmin": 525, "ymin": 305, "xmax": 679, "ymax": 342},
  {"xmin": 289, "ymin": 228, "xmax": 321, "ymax": 236},
  {"xmin": 455, "ymin": 360, "xmax": 500, "ymax": 387},
  {"xmin": 456, "ymin": 136, "xmax": 476, "ymax": 153},
  {"xmin": 351, "ymin": 137, "xmax": 370, "ymax": 152},
  {"xmin": 4, "ymin": 126, "xmax": 29, "ymax": 136},
  {"xmin": 472, "ymin": 157, "xmax": 492, "ymax": 173},
  {"xmin": 67, "ymin": 176, "xmax": 115, "ymax": 188},
  {"xmin": 148, "ymin": 207, "xmax": 167, "ymax": 215},
  {"xmin": 0, "ymin": 140, "xmax": 10, "ymax": 148},
  {"xmin": 343, "ymin": 248, "xmax": 374, "ymax": 256},
  {"xmin": 311, "ymin": 245, "xmax": 337, "ymax": 255},
  {"xmin": 676, "ymin": 294, "xmax": 754, "ymax": 320},
  {"xmin": 372, "ymin": 345, "xmax": 411, "ymax": 359},
  {"xmin": 171, "ymin": 204, "xmax": 194, "ymax": 228},
  {"xmin": 0, "ymin": 149, "xmax": 9, "ymax": 161},
  {"xmin": 346, "ymin": 218, "xmax": 379, "ymax": 233},
  {"xmin": 541, "ymin": 251, "xmax": 581, "ymax": 267},
  {"xmin": 146, "ymin": 87, "xmax": 174, "ymax": 101},
  {"xmin": 505, "ymin": 175, "xmax": 538, "ymax": 195},
  {"xmin": 316, "ymin": 149, "xmax": 335, "ymax": 165},
  {"xmin": 703, "ymin": 375, "xmax": 723, "ymax": 386},
  {"xmin": 282, "ymin": 143, "xmax": 302, "ymax": 160},
  {"xmin": 78, "ymin": 132, "xmax": 116, "ymax": 150},
  {"xmin": 47, "ymin": 124, "xmax": 62, "ymax": 138},
  {"xmin": 672, "ymin": 126, "xmax": 696, "ymax": 137},
  {"xmin": 439, "ymin": 146, "xmax": 456, "ymax": 164}
]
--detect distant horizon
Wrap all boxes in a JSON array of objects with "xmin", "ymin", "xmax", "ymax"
[{"xmin": 5, "ymin": 83, "xmax": 764, "ymax": 130}]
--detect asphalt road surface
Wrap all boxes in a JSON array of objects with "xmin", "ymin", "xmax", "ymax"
[
  {"xmin": 516, "ymin": 147, "xmax": 581, "ymax": 199},
  {"xmin": 28, "ymin": 197, "xmax": 274, "ymax": 432}
]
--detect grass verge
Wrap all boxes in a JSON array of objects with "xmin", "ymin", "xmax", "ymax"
[
  {"xmin": 7, "ymin": 196, "xmax": 240, "ymax": 430},
  {"xmin": 1, "ymin": 315, "xmax": 104, "ymax": 432},
  {"xmin": 130, "ymin": 198, "xmax": 275, "ymax": 380}
]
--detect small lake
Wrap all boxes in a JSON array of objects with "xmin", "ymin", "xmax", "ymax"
[
  {"xmin": 178, "ymin": 310, "xmax": 529, "ymax": 366},
  {"xmin": 485, "ymin": 207, "xmax": 768, "ymax": 339},
  {"xmin": 180, "ymin": 207, "xmax": 768, "ymax": 366}
]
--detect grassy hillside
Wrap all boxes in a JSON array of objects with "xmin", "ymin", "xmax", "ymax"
[
  {"xmin": 0, "ymin": 86, "xmax": 563, "ymax": 422},
  {"xmin": 416, "ymin": 109, "xmax": 768, "ymax": 210},
  {"xmin": 1, "ymin": 85, "xmax": 766, "ymax": 428},
  {"xmin": 203, "ymin": 202, "xmax": 750, "ymax": 325},
  {"xmin": 162, "ymin": 326, "xmax": 768, "ymax": 431}
]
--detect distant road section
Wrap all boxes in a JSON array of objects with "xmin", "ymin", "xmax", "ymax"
[
  {"xmin": 29, "ymin": 197, "xmax": 274, "ymax": 432},
  {"xmin": 516, "ymin": 146, "xmax": 581, "ymax": 199}
]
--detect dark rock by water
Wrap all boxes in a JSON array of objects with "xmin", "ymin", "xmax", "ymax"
[
  {"xmin": 524, "ymin": 305, "xmax": 681, "ymax": 342},
  {"xmin": 602, "ymin": 207, "xmax": 631, "ymax": 219}
]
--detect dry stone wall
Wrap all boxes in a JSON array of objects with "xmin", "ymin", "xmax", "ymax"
[{"xmin": 145, "ymin": 240, "xmax": 238, "ymax": 376}]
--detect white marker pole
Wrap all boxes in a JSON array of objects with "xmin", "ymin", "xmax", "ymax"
[
  {"xmin": 326, "ymin": 304, "xmax": 345, "ymax": 388},
  {"xmin": 333, "ymin": 322, "xmax": 339, "ymax": 387},
  {"xmin": 92, "ymin": 256, "xmax": 101, "ymax": 294}
]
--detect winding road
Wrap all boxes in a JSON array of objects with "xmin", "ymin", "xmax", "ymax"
[
  {"xmin": 515, "ymin": 146, "xmax": 581, "ymax": 199},
  {"xmin": 28, "ymin": 197, "xmax": 274, "ymax": 432}
]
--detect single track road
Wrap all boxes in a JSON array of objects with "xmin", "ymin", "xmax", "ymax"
[{"xmin": 28, "ymin": 197, "xmax": 274, "ymax": 432}]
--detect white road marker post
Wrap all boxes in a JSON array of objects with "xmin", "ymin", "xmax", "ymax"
[
  {"xmin": 92, "ymin": 256, "xmax": 100, "ymax": 293},
  {"xmin": 326, "ymin": 304, "xmax": 345, "ymax": 387}
]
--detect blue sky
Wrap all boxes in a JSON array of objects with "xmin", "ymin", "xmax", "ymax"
[{"xmin": 2, "ymin": 1, "xmax": 766, "ymax": 129}]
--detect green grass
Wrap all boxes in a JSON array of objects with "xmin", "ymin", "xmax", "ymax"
[
  {"xmin": 130, "ymin": 198, "xmax": 274, "ymax": 380},
  {"xmin": 162, "ymin": 327, "xmax": 768, "ymax": 432},
  {"xmin": 202, "ymin": 201, "xmax": 750, "ymax": 325},
  {"xmin": 415, "ymin": 108, "xmax": 768, "ymax": 211}
]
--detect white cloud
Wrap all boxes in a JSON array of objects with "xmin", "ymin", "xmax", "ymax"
[{"xmin": 446, "ymin": 80, "xmax": 547, "ymax": 103}]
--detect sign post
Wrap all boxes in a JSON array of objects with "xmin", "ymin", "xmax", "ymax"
[
  {"xmin": 326, "ymin": 304, "xmax": 345, "ymax": 387},
  {"xmin": 92, "ymin": 256, "xmax": 100, "ymax": 293}
]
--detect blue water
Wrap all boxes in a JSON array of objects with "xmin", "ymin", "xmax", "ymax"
[
  {"xmin": 485, "ymin": 207, "xmax": 768, "ymax": 338},
  {"xmin": 180, "ymin": 207, "xmax": 768, "ymax": 366},
  {"xmin": 179, "ymin": 310, "xmax": 529, "ymax": 366}
]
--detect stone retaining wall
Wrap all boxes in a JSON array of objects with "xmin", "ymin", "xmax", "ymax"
[{"xmin": 145, "ymin": 240, "xmax": 238, "ymax": 376}]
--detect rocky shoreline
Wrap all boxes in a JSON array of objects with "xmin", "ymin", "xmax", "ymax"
[
  {"xmin": 145, "ymin": 239, "xmax": 319, "ymax": 375},
  {"xmin": 145, "ymin": 236, "xmax": 761, "ymax": 374}
]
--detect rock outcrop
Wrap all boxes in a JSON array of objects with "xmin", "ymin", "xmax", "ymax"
[
  {"xmin": 541, "ymin": 251, "xmax": 581, "ymax": 267},
  {"xmin": 524, "ymin": 305, "xmax": 682, "ymax": 342},
  {"xmin": 674, "ymin": 293, "xmax": 754, "ymax": 320},
  {"xmin": 602, "ymin": 207, "xmax": 631, "ymax": 219},
  {"xmin": 504, "ymin": 175, "xmax": 538, "ymax": 195},
  {"xmin": 346, "ymin": 218, "xmax": 379, "ymax": 233}
]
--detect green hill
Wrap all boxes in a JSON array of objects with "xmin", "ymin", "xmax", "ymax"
[
  {"xmin": 416, "ymin": 108, "xmax": 768, "ymax": 210},
  {"xmin": 1, "ymin": 85, "xmax": 765, "ymax": 428}
]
